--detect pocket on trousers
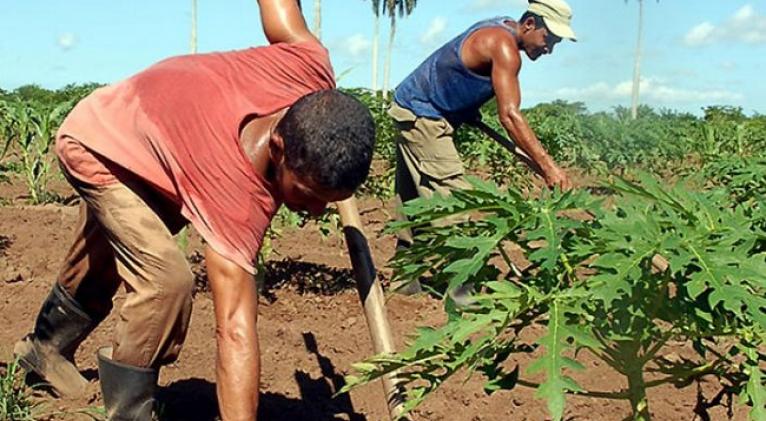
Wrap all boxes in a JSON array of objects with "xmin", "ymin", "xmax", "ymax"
[
  {"xmin": 418, "ymin": 158, "xmax": 464, "ymax": 180},
  {"xmin": 402, "ymin": 122, "xmax": 464, "ymax": 180}
]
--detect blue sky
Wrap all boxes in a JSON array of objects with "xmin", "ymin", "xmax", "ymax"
[{"xmin": 2, "ymin": 0, "xmax": 765, "ymax": 115}]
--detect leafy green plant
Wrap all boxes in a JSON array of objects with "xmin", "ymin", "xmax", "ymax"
[
  {"xmin": 2, "ymin": 99, "xmax": 72, "ymax": 204},
  {"xmin": 0, "ymin": 359, "xmax": 39, "ymax": 421},
  {"xmin": 702, "ymin": 156, "xmax": 766, "ymax": 252},
  {"xmin": 342, "ymin": 175, "xmax": 766, "ymax": 421}
]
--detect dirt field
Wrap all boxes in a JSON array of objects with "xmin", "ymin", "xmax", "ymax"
[{"xmin": 0, "ymin": 177, "xmax": 748, "ymax": 420}]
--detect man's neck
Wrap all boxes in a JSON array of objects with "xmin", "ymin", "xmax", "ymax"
[{"xmin": 239, "ymin": 109, "xmax": 288, "ymax": 179}]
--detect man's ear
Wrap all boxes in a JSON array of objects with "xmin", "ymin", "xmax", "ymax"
[
  {"xmin": 269, "ymin": 132, "xmax": 285, "ymax": 165},
  {"xmin": 522, "ymin": 16, "xmax": 537, "ymax": 32}
]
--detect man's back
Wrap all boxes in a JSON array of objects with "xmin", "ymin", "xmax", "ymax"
[
  {"xmin": 394, "ymin": 17, "xmax": 517, "ymax": 124},
  {"xmin": 58, "ymin": 41, "xmax": 335, "ymax": 274}
]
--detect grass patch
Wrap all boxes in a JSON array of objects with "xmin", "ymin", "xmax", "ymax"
[{"xmin": 0, "ymin": 358, "xmax": 39, "ymax": 421}]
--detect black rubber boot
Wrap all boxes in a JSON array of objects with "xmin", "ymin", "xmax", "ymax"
[
  {"xmin": 13, "ymin": 282, "xmax": 98, "ymax": 397},
  {"xmin": 97, "ymin": 347, "xmax": 158, "ymax": 421}
]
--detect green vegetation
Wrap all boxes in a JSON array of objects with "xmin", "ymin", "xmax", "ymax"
[
  {"xmin": 1, "ymin": 99, "xmax": 73, "ymax": 203},
  {"xmin": 2, "ymin": 84, "xmax": 763, "ymax": 204},
  {"xmin": 348, "ymin": 88, "xmax": 766, "ymax": 200},
  {"xmin": 342, "ymin": 171, "xmax": 766, "ymax": 420},
  {"xmin": 0, "ymin": 84, "xmax": 94, "ymax": 203},
  {"xmin": 0, "ymin": 359, "xmax": 39, "ymax": 421},
  {"xmin": 1, "ymin": 83, "xmax": 764, "ymax": 419}
]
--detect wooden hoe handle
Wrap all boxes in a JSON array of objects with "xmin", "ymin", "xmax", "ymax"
[
  {"xmin": 470, "ymin": 120, "xmax": 546, "ymax": 178},
  {"xmin": 335, "ymin": 197, "xmax": 405, "ymax": 420}
]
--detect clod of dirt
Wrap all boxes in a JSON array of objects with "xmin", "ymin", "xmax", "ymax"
[
  {"xmin": 0, "ymin": 234, "xmax": 13, "ymax": 255},
  {"xmin": 1, "ymin": 263, "xmax": 30, "ymax": 284},
  {"xmin": 4, "ymin": 273, "xmax": 23, "ymax": 284}
]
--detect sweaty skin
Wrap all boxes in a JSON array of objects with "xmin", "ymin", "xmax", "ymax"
[
  {"xmin": 206, "ymin": 1, "xmax": 350, "ymax": 420},
  {"xmin": 460, "ymin": 17, "xmax": 571, "ymax": 190}
]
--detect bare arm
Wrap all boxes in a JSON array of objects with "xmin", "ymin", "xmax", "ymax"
[
  {"xmin": 489, "ymin": 35, "xmax": 570, "ymax": 189},
  {"xmin": 257, "ymin": 0, "xmax": 316, "ymax": 44},
  {"xmin": 207, "ymin": 246, "xmax": 261, "ymax": 421}
]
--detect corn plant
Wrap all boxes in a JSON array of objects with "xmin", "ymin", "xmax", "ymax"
[
  {"xmin": 1, "ymin": 101, "xmax": 14, "ymax": 160},
  {"xmin": 2, "ymin": 99, "xmax": 72, "ymax": 204},
  {"xmin": 342, "ymin": 175, "xmax": 766, "ymax": 421},
  {"xmin": 1, "ymin": 101, "xmax": 16, "ymax": 184}
]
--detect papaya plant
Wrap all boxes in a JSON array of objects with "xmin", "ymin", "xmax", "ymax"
[
  {"xmin": 702, "ymin": 156, "xmax": 766, "ymax": 252},
  {"xmin": 342, "ymin": 175, "xmax": 766, "ymax": 421}
]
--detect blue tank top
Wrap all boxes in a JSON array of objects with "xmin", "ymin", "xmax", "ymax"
[{"xmin": 394, "ymin": 17, "xmax": 516, "ymax": 124}]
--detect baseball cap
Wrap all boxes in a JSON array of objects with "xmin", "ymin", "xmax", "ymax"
[{"xmin": 527, "ymin": 0, "xmax": 577, "ymax": 41}]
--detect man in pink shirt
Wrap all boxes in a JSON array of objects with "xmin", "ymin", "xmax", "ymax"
[{"xmin": 13, "ymin": 1, "xmax": 375, "ymax": 419}]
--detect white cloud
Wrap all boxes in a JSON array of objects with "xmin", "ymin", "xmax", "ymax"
[
  {"xmin": 421, "ymin": 17, "xmax": 448, "ymax": 45},
  {"xmin": 683, "ymin": 4, "xmax": 766, "ymax": 47},
  {"xmin": 335, "ymin": 33, "xmax": 371, "ymax": 58},
  {"xmin": 734, "ymin": 4, "xmax": 755, "ymax": 21},
  {"xmin": 57, "ymin": 33, "xmax": 77, "ymax": 51},
  {"xmin": 555, "ymin": 77, "xmax": 744, "ymax": 104},
  {"xmin": 465, "ymin": 0, "xmax": 527, "ymax": 13},
  {"xmin": 683, "ymin": 22, "xmax": 715, "ymax": 47}
]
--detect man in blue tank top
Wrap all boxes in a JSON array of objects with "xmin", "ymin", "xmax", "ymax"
[{"xmin": 390, "ymin": 0, "xmax": 576, "ymax": 293}]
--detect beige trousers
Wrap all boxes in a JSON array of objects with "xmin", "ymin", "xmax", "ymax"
[
  {"xmin": 389, "ymin": 102, "xmax": 470, "ymax": 245},
  {"xmin": 57, "ymin": 163, "xmax": 193, "ymax": 369}
]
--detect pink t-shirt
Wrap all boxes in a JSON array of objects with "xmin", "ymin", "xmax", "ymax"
[{"xmin": 56, "ymin": 41, "xmax": 336, "ymax": 274}]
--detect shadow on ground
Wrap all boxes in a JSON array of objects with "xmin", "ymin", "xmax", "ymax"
[
  {"xmin": 191, "ymin": 255, "xmax": 361, "ymax": 301},
  {"xmin": 156, "ymin": 332, "xmax": 364, "ymax": 421}
]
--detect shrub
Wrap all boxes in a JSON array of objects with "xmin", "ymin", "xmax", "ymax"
[{"xmin": 343, "ymin": 175, "xmax": 766, "ymax": 421}]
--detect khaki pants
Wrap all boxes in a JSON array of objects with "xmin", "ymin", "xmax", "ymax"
[
  {"xmin": 389, "ymin": 102, "xmax": 470, "ymax": 245},
  {"xmin": 57, "ymin": 161, "xmax": 193, "ymax": 369}
]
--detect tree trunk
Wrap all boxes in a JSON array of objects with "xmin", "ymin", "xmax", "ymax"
[
  {"xmin": 630, "ymin": 0, "xmax": 643, "ymax": 120},
  {"xmin": 371, "ymin": 13, "xmax": 380, "ymax": 93},
  {"xmin": 190, "ymin": 0, "xmax": 198, "ymax": 53},
  {"xmin": 627, "ymin": 367, "xmax": 651, "ymax": 421},
  {"xmin": 383, "ymin": 17, "xmax": 396, "ymax": 100},
  {"xmin": 312, "ymin": 0, "xmax": 321, "ymax": 40}
]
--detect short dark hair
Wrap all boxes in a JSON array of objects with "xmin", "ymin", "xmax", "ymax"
[
  {"xmin": 519, "ymin": 11, "xmax": 547, "ymax": 30},
  {"xmin": 276, "ymin": 90, "xmax": 375, "ymax": 192}
]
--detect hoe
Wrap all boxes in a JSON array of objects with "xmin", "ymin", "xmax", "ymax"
[{"xmin": 337, "ymin": 198, "xmax": 405, "ymax": 420}]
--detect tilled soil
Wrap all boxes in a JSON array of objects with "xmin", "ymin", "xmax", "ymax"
[{"xmin": 0, "ymin": 179, "xmax": 747, "ymax": 420}]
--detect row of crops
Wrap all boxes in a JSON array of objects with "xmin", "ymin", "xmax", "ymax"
[
  {"xmin": 0, "ymin": 84, "xmax": 96, "ymax": 203},
  {"xmin": 346, "ymin": 91, "xmax": 765, "ymax": 419},
  {"xmin": 1, "ymin": 84, "xmax": 765, "ymax": 420},
  {"xmin": 1, "ymin": 84, "xmax": 765, "ymax": 203}
]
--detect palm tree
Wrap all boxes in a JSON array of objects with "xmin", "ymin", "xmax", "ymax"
[
  {"xmin": 627, "ymin": 0, "xmax": 657, "ymax": 120},
  {"xmin": 190, "ymin": 0, "xmax": 198, "ymax": 54},
  {"xmin": 312, "ymin": 0, "xmax": 322, "ymax": 40},
  {"xmin": 369, "ymin": 0, "xmax": 382, "ymax": 92},
  {"xmin": 628, "ymin": 0, "xmax": 643, "ymax": 119},
  {"xmin": 382, "ymin": 0, "xmax": 417, "ymax": 99}
]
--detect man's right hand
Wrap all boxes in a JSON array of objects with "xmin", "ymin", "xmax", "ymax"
[
  {"xmin": 542, "ymin": 164, "xmax": 572, "ymax": 191},
  {"xmin": 207, "ymin": 246, "xmax": 261, "ymax": 420}
]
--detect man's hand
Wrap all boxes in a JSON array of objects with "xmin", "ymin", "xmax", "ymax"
[
  {"xmin": 481, "ymin": 30, "xmax": 572, "ymax": 192},
  {"xmin": 542, "ymin": 164, "xmax": 572, "ymax": 190},
  {"xmin": 206, "ymin": 246, "xmax": 260, "ymax": 420}
]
